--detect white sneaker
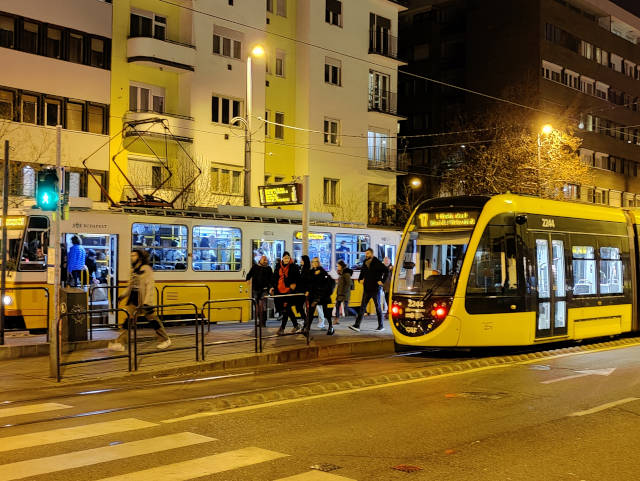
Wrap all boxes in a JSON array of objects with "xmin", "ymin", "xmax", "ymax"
[
  {"xmin": 317, "ymin": 322, "xmax": 326, "ymax": 329},
  {"xmin": 157, "ymin": 339, "xmax": 172, "ymax": 349},
  {"xmin": 108, "ymin": 342, "xmax": 125, "ymax": 352}
]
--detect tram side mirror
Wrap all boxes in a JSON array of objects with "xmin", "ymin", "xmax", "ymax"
[{"xmin": 515, "ymin": 215, "xmax": 528, "ymax": 225}]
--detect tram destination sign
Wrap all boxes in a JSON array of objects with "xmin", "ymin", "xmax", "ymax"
[
  {"xmin": 417, "ymin": 211, "xmax": 478, "ymax": 229},
  {"xmin": 258, "ymin": 183, "xmax": 302, "ymax": 206}
]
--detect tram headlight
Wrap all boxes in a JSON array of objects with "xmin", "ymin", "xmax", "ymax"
[
  {"xmin": 434, "ymin": 306, "xmax": 447, "ymax": 319},
  {"xmin": 3, "ymin": 295, "xmax": 12, "ymax": 306}
]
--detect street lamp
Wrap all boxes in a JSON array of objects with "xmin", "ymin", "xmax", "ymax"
[
  {"xmin": 410, "ymin": 178, "xmax": 422, "ymax": 189},
  {"xmin": 238, "ymin": 45, "xmax": 264, "ymax": 206},
  {"xmin": 537, "ymin": 124, "xmax": 553, "ymax": 196}
]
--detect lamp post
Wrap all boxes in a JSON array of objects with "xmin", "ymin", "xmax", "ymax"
[
  {"xmin": 242, "ymin": 45, "xmax": 264, "ymax": 207},
  {"xmin": 537, "ymin": 124, "xmax": 553, "ymax": 196}
]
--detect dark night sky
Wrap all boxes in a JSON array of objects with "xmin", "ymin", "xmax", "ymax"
[{"xmin": 612, "ymin": 0, "xmax": 640, "ymax": 18}]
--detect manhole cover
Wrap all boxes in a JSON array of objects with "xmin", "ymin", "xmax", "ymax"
[
  {"xmin": 392, "ymin": 464, "xmax": 423, "ymax": 473},
  {"xmin": 447, "ymin": 391, "xmax": 507, "ymax": 400},
  {"xmin": 310, "ymin": 463, "xmax": 341, "ymax": 472}
]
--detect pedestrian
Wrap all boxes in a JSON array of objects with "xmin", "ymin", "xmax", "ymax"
[
  {"xmin": 298, "ymin": 255, "xmax": 328, "ymax": 329},
  {"xmin": 270, "ymin": 251, "xmax": 301, "ymax": 335},
  {"xmin": 246, "ymin": 255, "xmax": 273, "ymax": 327},
  {"xmin": 380, "ymin": 256, "xmax": 393, "ymax": 315},
  {"xmin": 108, "ymin": 249, "xmax": 171, "ymax": 351},
  {"xmin": 303, "ymin": 257, "xmax": 335, "ymax": 336},
  {"xmin": 67, "ymin": 235, "xmax": 86, "ymax": 287},
  {"xmin": 349, "ymin": 248, "xmax": 387, "ymax": 332},
  {"xmin": 335, "ymin": 260, "xmax": 357, "ymax": 323},
  {"xmin": 85, "ymin": 249, "xmax": 97, "ymax": 281}
]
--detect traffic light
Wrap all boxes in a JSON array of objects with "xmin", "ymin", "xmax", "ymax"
[{"xmin": 36, "ymin": 169, "xmax": 59, "ymax": 211}]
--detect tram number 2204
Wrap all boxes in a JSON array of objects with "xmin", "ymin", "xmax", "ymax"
[
  {"xmin": 541, "ymin": 218, "xmax": 556, "ymax": 228},
  {"xmin": 407, "ymin": 299, "xmax": 425, "ymax": 309}
]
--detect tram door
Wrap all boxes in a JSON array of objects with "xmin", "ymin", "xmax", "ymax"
[{"xmin": 533, "ymin": 233, "xmax": 568, "ymax": 338}]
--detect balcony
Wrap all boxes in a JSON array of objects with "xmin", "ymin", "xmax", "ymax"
[
  {"xmin": 123, "ymin": 110, "xmax": 194, "ymax": 143},
  {"xmin": 368, "ymin": 90, "xmax": 404, "ymax": 117},
  {"xmin": 368, "ymin": 30, "xmax": 403, "ymax": 62},
  {"xmin": 127, "ymin": 36, "xmax": 196, "ymax": 72},
  {"xmin": 367, "ymin": 151, "xmax": 398, "ymax": 171}
]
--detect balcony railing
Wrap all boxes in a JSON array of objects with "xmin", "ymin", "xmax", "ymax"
[
  {"xmin": 127, "ymin": 35, "xmax": 196, "ymax": 72},
  {"xmin": 368, "ymin": 90, "xmax": 401, "ymax": 116},
  {"xmin": 367, "ymin": 151, "xmax": 396, "ymax": 171},
  {"xmin": 368, "ymin": 29, "xmax": 401, "ymax": 61}
]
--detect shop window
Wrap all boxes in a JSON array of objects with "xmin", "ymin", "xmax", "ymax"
[
  {"xmin": 252, "ymin": 239, "xmax": 285, "ymax": 265},
  {"xmin": 335, "ymin": 234, "xmax": 370, "ymax": 270},
  {"xmin": 293, "ymin": 232, "xmax": 332, "ymax": 269},
  {"xmin": 131, "ymin": 223, "xmax": 187, "ymax": 271},
  {"xmin": 192, "ymin": 226, "xmax": 242, "ymax": 271},
  {"xmin": 19, "ymin": 216, "xmax": 49, "ymax": 271},
  {"xmin": 600, "ymin": 246, "xmax": 623, "ymax": 294},
  {"xmin": 572, "ymin": 245, "xmax": 596, "ymax": 295}
]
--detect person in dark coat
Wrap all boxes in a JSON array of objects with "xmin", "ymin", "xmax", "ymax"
[
  {"xmin": 303, "ymin": 257, "xmax": 335, "ymax": 336},
  {"xmin": 335, "ymin": 260, "xmax": 357, "ymax": 322},
  {"xmin": 295, "ymin": 255, "xmax": 312, "ymax": 326},
  {"xmin": 246, "ymin": 255, "xmax": 273, "ymax": 326},
  {"xmin": 85, "ymin": 249, "xmax": 97, "ymax": 281},
  {"xmin": 270, "ymin": 251, "xmax": 301, "ymax": 335},
  {"xmin": 349, "ymin": 248, "xmax": 387, "ymax": 332}
]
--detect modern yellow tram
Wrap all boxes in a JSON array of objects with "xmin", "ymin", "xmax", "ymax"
[
  {"xmin": 3, "ymin": 205, "xmax": 400, "ymax": 332},
  {"xmin": 390, "ymin": 194, "xmax": 640, "ymax": 349}
]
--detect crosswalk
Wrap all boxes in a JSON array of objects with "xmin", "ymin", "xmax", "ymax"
[{"xmin": 0, "ymin": 402, "xmax": 358, "ymax": 481}]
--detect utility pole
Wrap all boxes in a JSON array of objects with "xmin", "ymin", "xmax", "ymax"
[
  {"xmin": 302, "ymin": 175, "xmax": 309, "ymax": 256},
  {"xmin": 0, "ymin": 140, "xmax": 8, "ymax": 346},
  {"xmin": 49, "ymin": 126, "xmax": 62, "ymax": 377}
]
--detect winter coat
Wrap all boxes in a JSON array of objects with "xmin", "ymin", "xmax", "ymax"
[
  {"xmin": 246, "ymin": 263, "xmax": 273, "ymax": 292},
  {"xmin": 297, "ymin": 265, "xmax": 312, "ymax": 295},
  {"xmin": 122, "ymin": 264, "xmax": 156, "ymax": 307},
  {"xmin": 271, "ymin": 261, "xmax": 301, "ymax": 295},
  {"xmin": 336, "ymin": 268, "xmax": 353, "ymax": 303},
  {"xmin": 308, "ymin": 266, "xmax": 332, "ymax": 305},
  {"xmin": 359, "ymin": 256, "xmax": 387, "ymax": 293},
  {"xmin": 382, "ymin": 264, "xmax": 393, "ymax": 292},
  {"xmin": 68, "ymin": 244, "xmax": 86, "ymax": 272}
]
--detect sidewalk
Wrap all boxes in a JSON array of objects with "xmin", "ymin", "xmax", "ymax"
[{"xmin": 0, "ymin": 316, "xmax": 395, "ymax": 391}]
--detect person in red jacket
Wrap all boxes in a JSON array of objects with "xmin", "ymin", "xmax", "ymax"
[{"xmin": 270, "ymin": 251, "xmax": 301, "ymax": 335}]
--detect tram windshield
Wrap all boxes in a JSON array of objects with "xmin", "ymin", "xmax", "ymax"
[{"xmin": 394, "ymin": 229, "xmax": 471, "ymax": 296}]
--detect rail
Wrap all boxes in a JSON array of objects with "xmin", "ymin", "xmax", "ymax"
[
  {"xmin": 0, "ymin": 286, "xmax": 50, "ymax": 342},
  {"xmin": 56, "ymin": 307, "xmax": 132, "ymax": 382},
  {"xmin": 160, "ymin": 284, "xmax": 211, "ymax": 328},
  {"xmin": 200, "ymin": 297, "xmax": 259, "ymax": 360},
  {"xmin": 132, "ymin": 302, "xmax": 201, "ymax": 370}
]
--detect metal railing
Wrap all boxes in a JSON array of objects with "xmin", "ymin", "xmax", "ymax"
[
  {"xmin": 132, "ymin": 302, "xmax": 201, "ymax": 370},
  {"xmin": 200, "ymin": 297, "xmax": 259, "ymax": 360},
  {"xmin": 160, "ymin": 284, "xmax": 211, "ymax": 327},
  {"xmin": 368, "ymin": 29, "xmax": 401, "ymax": 61},
  {"xmin": 0, "ymin": 286, "xmax": 50, "ymax": 342},
  {"xmin": 57, "ymin": 307, "xmax": 132, "ymax": 382},
  {"xmin": 368, "ymin": 90, "xmax": 400, "ymax": 116}
]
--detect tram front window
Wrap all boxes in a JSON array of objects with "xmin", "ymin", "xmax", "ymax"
[{"xmin": 395, "ymin": 230, "xmax": 471, "ymax": 296}]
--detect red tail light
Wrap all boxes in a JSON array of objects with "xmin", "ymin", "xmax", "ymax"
[
  {"xmin": 391, "ymin": 304, "xmax": 400, "ymax": 317},
  {"xmin": 434, "ymin": 306, "xmax": 447, "ymax": 319}
]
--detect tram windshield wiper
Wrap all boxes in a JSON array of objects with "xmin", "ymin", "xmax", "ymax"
[{"xmin": 421, "ymin": 275, "xmax": 451, "ymax": 303}]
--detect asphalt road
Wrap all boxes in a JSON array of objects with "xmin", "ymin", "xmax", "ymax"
[{"xmin": 2, "ymin": 343, "xmax": 640, "ymax": 480}]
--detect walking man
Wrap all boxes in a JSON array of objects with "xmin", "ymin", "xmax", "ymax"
[
  {"xmin": 246, "ymin": 255, "xmax": 273, "ymax": 326},
  {"xmin": 349, "ymin": 248, "xmax": 387, "ymax": 332}
]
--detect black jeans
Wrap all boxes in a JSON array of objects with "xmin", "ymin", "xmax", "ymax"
[
  {"xmin": 276, "ymin": 299, "xmax": 299, "ymax": 330},
  {"xmin": 252, "ymin": 289, "xmax": 268, "ymax": 326},
  {"xmin": 303, "ymin": 300, "xmax": 331, "ymax": 331},
  {"xmin": 355, "ymin": 290, "xmax": 383, "ymax": 328}
]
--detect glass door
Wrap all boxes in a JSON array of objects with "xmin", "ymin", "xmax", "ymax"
[{"xmin": 534, "ymin": 233, "xmax": 568, "ymax": 338}]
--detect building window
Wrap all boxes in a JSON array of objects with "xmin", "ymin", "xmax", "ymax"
[
  {"xmin": 563, "ymin": 184, "xmax": 579, "ymax": 200},
  {"xmin": 154, "ymin": 15, "xmax": 166, "ymax": 40},
  {"xmin": 130, "ymin": 11, "xmax": 166, "ymax": 39},
  {"xmin": 44, "ymin": 98, "xmax": 61, "ymax": 126},
  {"xmin": 265, "ymin": 110, "xmax": 270, "ymax": 137},
  {"xmin": 275, "ymin": 50, "xmax": 285, "ymax": 77},
  {"xmin": 267, "ymin": 0, "xmax": 273, "ymax": 13},
  {"xmin": 88, "ymin": 104, "xmax": 106, "ymax": 134},
  {"xmin": 212, "ymin": 95, "xmax": 243, "ymax": 124},
  {"xmin": 69, "ymin": 33, "xmax": 83, "ymax": 63},
  {"xmin": 580, "ymin": 40, "xmax": 592, "ymax": 60},
  {"xmin": 21, "ymin": 94, "xmax": 37, "ymax": 124},
  {"xmin": 368, "ymin": 184, "xmax": 389, "ymax": 224},
  {"xmin": 90, "ymin": 38, "xmax": 105, "ymax": 68},
  {"xmin": 211, "ymin": 166, "xmax": 242, "ymax": 195},
  {"xmin": 326, "ymin": 0, "xmax": 342, "ymax": 26},
  {"xmin": 275, "ymin": 112, "xmax": 284, "ymax": 139},
  {"xmin": 129, "ymin": 83, "xmax": 165, "ymax": 113},
  {"xmin": 0, "ymin": 15, "xmax": 15, "ymax": 48},
  {"xmin": 323, "ymin": 178, "xmax": 339, "ymax": 205},
  {"xmin": 66, "ymin": 101, "xmax": 84, "ymax": 131},
  {"xmin": 276, "ymin": 0, "xmax": 287, "ymax": 17},
  {"xmin": 323, "ymin": 118, "xmax": 340, "ymax": 145},
  {"xmin": 324, "ymin": 57, "xmax": 342, "ymax": 86},
  {"xmin": 45, "ymin": 27, "xmax": 62, "ymax": 59},
  {"xmin": 213, "ymin": 27, "xmax": 243, "ymax": 60},
  {"xmin": 0, "ymin": 89, "xmax": 14, "ymax": 120},
  {"xmin": 21, "ymin": 20, "xmax": 39, "ymax": 54},
  {"xmin": 368, "ymin": 129, "xmax": 389, "ymax": 163}
]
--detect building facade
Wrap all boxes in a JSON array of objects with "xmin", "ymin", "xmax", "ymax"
[
  {"xmin": 400, "ymin": 0, "xmax": 640, "ymax": 207},
  {"xmin": 0, "ymin": 0, "xmax": 112, "ymax": 205}
]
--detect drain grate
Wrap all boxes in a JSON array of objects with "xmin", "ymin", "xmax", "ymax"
[
  {"xmin": 310, "ymin": 463, "xmax": 342, "ymax": 472},
  {"xmin": 392, "ymin": 464, "xmax": 423, "ymax": 473}
]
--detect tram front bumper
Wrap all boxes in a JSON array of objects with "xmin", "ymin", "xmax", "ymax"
[{"xmin": 392, "ymin": 315, "xmax": 461, "ymax": 348}]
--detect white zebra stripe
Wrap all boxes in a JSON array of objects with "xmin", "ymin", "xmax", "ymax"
[{"xmin": 0, "ymin": 402, "xmax": 72, "ymax": 419}]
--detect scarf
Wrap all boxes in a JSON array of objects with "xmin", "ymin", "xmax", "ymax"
[{"xmin": 278, "ymin": 262, "xmax": 291, "ymax": 293}]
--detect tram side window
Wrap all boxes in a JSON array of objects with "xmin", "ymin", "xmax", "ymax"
[
  {"xmin": 293, "ymin": 232, "xmax": 332, "ymax": 269},
  {"xmin": 466, "ymin": 225, "xmax": 518, "ymax": 296},
  {"xmin": 132, "ymin": 223, "xmax": 187, "ymax": 271},
  {"xmin": 572, "ymin": 245, "xmax": 596, "ymax": 295},
  {"xmin": 252, "ymin": 239, "xmax": 285, "ymax": 266},
  {"xmin": 192, "ymin": 226, "xmax": 241, "ymax": 271},
  {"xmin": 19, "ymin": 216, "xmax": 49, "ymax": 271},
  {"xmin": 599, "ymin": 246, "xmax": 623, "ymax": 294},
  {"xmin": 335, "ymin": 234, "xmax": 369, "ymax": 270}
]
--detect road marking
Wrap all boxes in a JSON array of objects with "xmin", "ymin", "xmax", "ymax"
[
  {"xmin": 94, "ymin": 446, "xmax": 288, "ymax": 481},
  {"xmin": 274, "ymin": 471, "xmax": 357, "ymax": 480},
  {"xmin": 0, "ymin": 403, "xmax": 72, "ymax": 419},
  {"xmin": 160, "ymin": 341, "xmax": 640, "ymax": 423},
  {"xmin": 0, "ymin": 432, "xmax": 214, "ymax": 481},
  {"xmin": 570, "ymin": 397, "xmax": 639, "ymax": 417},
  {"xmin": 541, "ymin": 368, "xmax": 616, "ymax": 384},
  {"xmin": 0, "ymin": 418, "xmax": 157, "ymax": 452}
]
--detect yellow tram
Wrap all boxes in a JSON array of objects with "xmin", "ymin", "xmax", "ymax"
[
  {"xmin": 2, "ymin": 205, "xmax": 400, "ymax": 332},
  {"xmin": 390, "ymin": 194, "xmax": 639, "ymax": 349}
]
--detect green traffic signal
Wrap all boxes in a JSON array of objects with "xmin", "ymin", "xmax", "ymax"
[{"xmin": 36, "ymin": 170, "xmax": 59, "ymax": 211}]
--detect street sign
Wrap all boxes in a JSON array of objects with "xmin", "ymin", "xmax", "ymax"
[{"xmin": 258, "ymin": 183, "xmax": 301, "ymax": 206}]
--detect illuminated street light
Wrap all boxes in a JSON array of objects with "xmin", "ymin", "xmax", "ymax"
[
  {"xmin": 251, "ymin": 45, "xmax": 265, "ymax": 57},
  {"xmin": 541, "ymin": 124, "xmax": 553, "ymax": 135},
  {"xmin": 410, "ymin": 178, "xmax": 422, "ymax": 189}
]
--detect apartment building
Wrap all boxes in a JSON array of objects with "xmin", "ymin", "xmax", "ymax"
[
  {"xmin": 400, "ymin": 0, "xmax": 640, "ymax": 207},
  {"xmin": 0, "ymin": 0, "xmax": 112, "ymax": 205},
  {"xmin": 110, "ymin": 0, "xmax": 265, "ymax": 207}
]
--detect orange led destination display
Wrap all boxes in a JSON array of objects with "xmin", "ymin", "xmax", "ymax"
[
  {"xmin": 0, "ymin": 216, "xmax": 26, "ymax": 230},
  {"xmin": 258, "ymin": 184, "xmax": 301, "ymax": 206},
  {"xmin": 417, "ymin": 211, "xmax": 477, "ymax": 229}
]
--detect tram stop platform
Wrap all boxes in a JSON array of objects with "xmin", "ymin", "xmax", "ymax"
[{"xmin": 0, "ymin": 316, "xmax": 394, "ymax": 392}]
